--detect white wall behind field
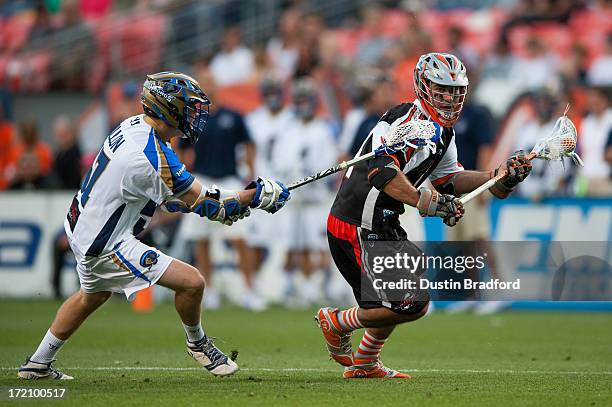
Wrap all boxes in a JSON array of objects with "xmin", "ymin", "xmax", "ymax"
[{"xmin": 0, "ymin": 193, "xmax": 610, "ymax": 299}]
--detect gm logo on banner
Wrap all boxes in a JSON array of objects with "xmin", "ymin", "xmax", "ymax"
[
  {"xmin": 491, "ymin": 198, "xmax": 612, "ymax": 241},
  {"xmin": 0, "ymin": 222, "xmax": 42, "ymax": 269}
]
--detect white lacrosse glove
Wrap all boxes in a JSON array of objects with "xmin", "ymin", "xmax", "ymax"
[
  {"xmin": 247, "ymin": 177, "xmax": 291, "ymax": 214},
  {"xmin": 417, "ymin": 186, "xmax": 464, "ymax": 227}
]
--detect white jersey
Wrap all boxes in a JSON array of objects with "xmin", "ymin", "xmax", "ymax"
[
  {"xmin": 65, "ymin": 114, "xmax": 194, "ymax": 258},
  {"xmin": 273, "ymin": 117, "xmax": 337, "ymax": 205},
  {"xmin": 246, "ymin": 107, "xmax": 294, "ymax": 177}
]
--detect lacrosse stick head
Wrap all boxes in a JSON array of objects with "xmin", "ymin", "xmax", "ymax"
[
  {"xmin": 532, "ymin": 106, "xmax": 583, "ymax": 166},
  {"xmin": 381, "ymin": 119, "xmax": 442, "ymax": 155}
]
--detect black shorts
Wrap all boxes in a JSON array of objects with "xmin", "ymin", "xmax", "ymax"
[{"xmin": 326, "ymin": 213, "xmax": 429, "ymax": 315}]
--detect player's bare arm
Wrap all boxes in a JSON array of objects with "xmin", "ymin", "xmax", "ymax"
[
  {"xmin": 380, "ymin": 170, "xmax": 420, "ymax": 206},
  {"xmin": 438, "ymin": 151, "xmax": 532, "ymax": 199}
]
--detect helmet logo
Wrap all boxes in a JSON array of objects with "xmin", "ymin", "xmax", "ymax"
[{"xmin": 144, "ymin": 80, "xmax": 175, "ymax": 102}]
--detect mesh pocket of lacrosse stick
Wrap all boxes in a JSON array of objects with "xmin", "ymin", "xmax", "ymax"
[
  {"xmin": 382, "ymin": 119, "xmax": 442, "ymax": 154},
  {"xmin": 532, "ymin": 107, "xmax": 584, "ymax": 166}
]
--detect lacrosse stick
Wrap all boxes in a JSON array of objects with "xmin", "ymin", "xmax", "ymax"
[
  {"xmin": 287, "ymin": 119, "xmax": 441, "ymax": 190},
  {"xmin": 460, "ymin": 105, "xmax": 583, "ymax": 205}
]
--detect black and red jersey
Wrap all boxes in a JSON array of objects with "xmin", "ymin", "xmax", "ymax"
[{"xmin": 330, "ymin": 100, "xmax": 464, "ymax": 232}]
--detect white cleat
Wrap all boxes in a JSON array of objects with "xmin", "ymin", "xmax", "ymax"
[
  {"xmin": 203, "ymin": 288, "xmax": 221, "ymax": 310},
  {"xmin": 243, "ymin": 291, "xmax": 267, "ymax": 312},
  {"xmin": 475, "ymin": 301, "xmax": 509, "ymax": 315},
  {"xmin": 186, "ymin": 336, "xmax": 238, "ymax": 376},
  {"xmin": 18, "ymin": 357, "xmax": 74, "ymax": 380}
]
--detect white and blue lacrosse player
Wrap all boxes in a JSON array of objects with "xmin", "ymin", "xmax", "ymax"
[{"xmin": 18, "ymin": 72, "xmax": 290, "ymax": 380}]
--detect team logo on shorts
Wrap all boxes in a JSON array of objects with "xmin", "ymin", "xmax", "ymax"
[{"xmin": 140, "ymin": 250, "xmax": 159, "ymax": 268}]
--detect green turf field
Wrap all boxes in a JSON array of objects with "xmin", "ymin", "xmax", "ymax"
[{"xmin": 1, "ymin": 300, "xmax": 611, "ymax": 406}]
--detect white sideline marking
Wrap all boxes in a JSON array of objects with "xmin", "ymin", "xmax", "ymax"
[{"xmin": 3, "ymin": 367, "xmax": 612, "ymax": 375}]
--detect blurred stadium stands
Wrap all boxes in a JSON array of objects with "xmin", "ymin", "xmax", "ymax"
[{"xmin": 0, "ymin": 0, "xmax": 610, "ymax": 309}]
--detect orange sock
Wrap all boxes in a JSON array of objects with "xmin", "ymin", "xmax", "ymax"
[
  {"xmin": 353, "ymin": 330, "xmax": 386, "ymax": 366},
  {"xmin": 336, "ymin": 307, "xmax": 364, "ymax": 331}
]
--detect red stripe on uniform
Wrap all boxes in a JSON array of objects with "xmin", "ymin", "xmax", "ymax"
[
  {"xmin": 400, "ymin": 105, "xmax": 417, "ymax": 125},
  {"xmin": 403, "ymin": 146, "xmax": 415, "ymax": 163},
  {"xmin": 431, "ymin": 170, "xmax": 461, "ymax": 187},
  {"xmin": 327, "ymin": 214, "xmax": 363, "ymax": 269}
]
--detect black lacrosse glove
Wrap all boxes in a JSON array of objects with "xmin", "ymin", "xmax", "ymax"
[
  {"xmin": 494, "ymin": 150, "xmax": 533, "ymax": 190},
  {"xmin": 417, "ymin": 187, "xmax": 465, "ymax": 227}
]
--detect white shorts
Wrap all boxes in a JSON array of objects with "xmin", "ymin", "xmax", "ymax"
[
  {"xmin": 282, "ymin": 205, "xmax": 327, "ymax": 251},
  {"xmin": 73, "ymin": 238, "xmax": 173, "ymax": 301},
  {"xmin": 179, "ymin": 175, "xmax": 248, "ymax": 241},
  {"xmin": 247, "ymin": 208, "xmax": 276, "ymax": 247}
]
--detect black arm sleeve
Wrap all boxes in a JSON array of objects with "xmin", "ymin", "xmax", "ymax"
[{"xmin": 368, "ymin": 154, "xmax": 402, "ymax": 190}]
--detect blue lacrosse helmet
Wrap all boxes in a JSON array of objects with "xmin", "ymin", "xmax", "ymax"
[{"xmin": 141, "ymin": 71, "xmax": 211, "ymax": 144}]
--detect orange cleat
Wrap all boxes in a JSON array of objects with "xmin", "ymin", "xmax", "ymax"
[
  {"xmin": 315, "ymin": 307, "xmax": 353, "ymax": 367},
  {"xmin": 343, "ymin": 361, "xmax": 411, "ymax": 379}
]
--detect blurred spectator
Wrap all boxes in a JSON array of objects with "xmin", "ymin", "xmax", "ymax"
[
  {"xmin": 447, "ymin": 25, "xmax": 479, "ymax": 70},
  {"xmin": 481, "ymin": 38, "xmax": 518, "ymax": 80},
  {"xmin": 560, "ymin": 43, "xmax": 589, "ymax": 87},
  {"xmin": 49, "ymin": 0, "xmax": 96, "ymax": 90},
  {"xmin": 209, "ymin": 26, "xmax": 254, "ymax": 86},
  {"xmin": 7, "ymin": 150, "xmax": 55, "ymax": 190},
  {"xmin": 266, "ymin": 8, "xmax": 301, "ymax": 81},
  {"xmin": 515, "ymin": 90, "xmax": 572, "ymax": 199},
  {"xmin": 5, "ymin": 120, "xmax": 53, "ymax": 186},
  {"xmin": 0, "ymin": 104, "xmax": 16, "ymax": 190},
  {"xmin": 354, "ymin": 4, "xmax": 392, "ymax": 68},
  {"xmin": 513, "ymin": 36, "xmax": 559, "ymax": 90},
  {"xmin": 27, "ymin": 2, "xmax": 54, "ymax": 44},
  {"xmin": 346, "ymin": 72, "xmax": 395, "ymax": 157},
  {"xmin": 578, "ymin": 86, "xmax": 612, "ymax": 196},
  {"xmin": 587, "ymin": 34, "xmax": 612, "ymax": 86},
  {"xmin": 249, "ymin": 45, "xmax": 273, "ymax": 84},
  {"xmin": 109, "ymin": 81, "xmax": 143, "ymax": 129},
  {"xmin": 391, "ymin": 17, "xmax": 432, "ymax": 102},
  {"xmin": 179, "ymin": 66, "xmax": 256, "ymax": 310},
  {"xmin": 273, "ymin": 78, "xmax": 337, "ymax": 306},
  {"xmin": 500, "ymin": 0, "xmax": 585, "ymax": 42},
  {"xmin": 293, "ymin": 14, "xmax": 323, "ymax": 78},
  {"xmin": 338, "ymin": 80, "xmax": 368, "ymax": 158},
  {"xmin": 52, "ymin": 115, "xmax": 82, "ymax": 190}
]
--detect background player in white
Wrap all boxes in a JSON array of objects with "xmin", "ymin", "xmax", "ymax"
[
  {"xmin": 274, "ymin": 78, "xmax": 337, "ymax": 306},
  {"xmin": 244, "ymin": 76, "xmax": 294, "ymax": 310},
  {"xmin": 177, "ymin": 68, "xmax": 256, "ymax": 310},
  {"xmin": 17, "ymin": 72, "xmax": 290, "ymax": 380}
]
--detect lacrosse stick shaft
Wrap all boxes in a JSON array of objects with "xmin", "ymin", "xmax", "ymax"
[
  {"xmin": 287, "ymin": 151, "xmax": 375, "ymax": 191},
  {"xmin": 459, "ymin": 152, "xmax": 536, "ymax": 205}
]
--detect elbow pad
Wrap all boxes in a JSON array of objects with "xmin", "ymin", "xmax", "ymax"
[
  {"xmin": 191, "ymin": 185, "xmax": 244, "ymax": 221},
  {"xmin": 368, "ymin": 155, "xmax": 401, "ymax": 191}
]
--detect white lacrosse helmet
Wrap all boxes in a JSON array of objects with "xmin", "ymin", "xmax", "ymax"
[{"xmin": 413, "ymin": 52, "xmax": 469, "ymax": 127}]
